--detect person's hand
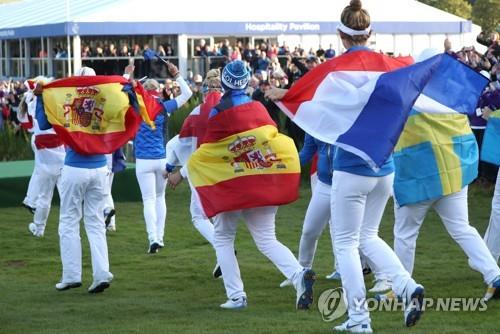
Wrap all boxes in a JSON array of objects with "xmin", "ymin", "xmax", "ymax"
[
  {"xmin": 124, "ymin": 65, "xmax": 135, "ymax": 76},
  {"xmin": 265, "ymin": 87, "xmax": 288, "ymax": 101},
  {"xmin": 482, "ymin": 107, "xmax": 493, "ymax": 120},
  {"xmin": 167, "ymin": 63, "xmax": 180, "ymax": 78},
  {"xmin": 167, "ymin": 171, "xmax": 183, "ymax": 190},
  {"xmin": 33, "ymin": 82, "xmax": 44, "ymax": 96}
]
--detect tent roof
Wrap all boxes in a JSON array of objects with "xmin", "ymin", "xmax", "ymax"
[{"xmin": 0, "ymin": 0, "xmax": 475, "ymax": 40}]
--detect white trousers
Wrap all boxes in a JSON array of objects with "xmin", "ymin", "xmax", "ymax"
[
  {"xmin": 394, "ymin": 186, "xmax": 500, "ymax": 284},
  {"xmin": 23, "ymin": 136, "xmax": 39, "ymax": 208},
  {"xmin": 32, "ymin": 162, "xmax": 62, "ymax": 233},
  {"xmin": 299, "ymin": 180, "xmax": 335, "ymax": 269},
  {"xmin": 59, "ymin": 165, "xmax": 112, "ymax": 283},
  {"xmin": 190, "ymin": 191, "xmax": 215, "ymax": 247},
  {"xmin": 485, "ymin": 169, "xmax": 500, "ymax": 263},
  {"xmin": 213, "ymin": 206, "xmax": 303, "ymax": 299},
  {"xmin": 136, "ymin": 158, "xmax": 167, "ymax": 244},
  {"xmin": 331, "ymin": 171, "xmax": 412, "ymax": 323},
  {"xmin": 104, "ymin": 154, "xmax": 115, "ymax": 226}
]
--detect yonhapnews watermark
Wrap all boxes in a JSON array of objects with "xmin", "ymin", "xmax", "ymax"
[{"xmin": 317, "ymin": 288, "xmax": 488, "ymax": 322}]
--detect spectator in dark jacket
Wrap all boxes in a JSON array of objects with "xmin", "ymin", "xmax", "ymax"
[
  {"xmin": 251, "ymin": 80, "xmax": 281, "ymax": 130},
  {"xmin": 325, "ymin": 44, "xmax": 336, "ymax": 59},
  {"xmin": 256, "ymin": 50, "xmax": 270, "ymax": 72},
  {"xmin": 316, "ymin": 45, "xmax": 325, "ymax": 58}
]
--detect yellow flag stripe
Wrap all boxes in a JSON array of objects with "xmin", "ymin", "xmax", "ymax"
[
  {"xmin": 395, "ymin": 112, "xmax": 471, "ymax": 195},
  {"xmin": 43, "ymin": 82, "xmax": 128, "ymax": 134},
  {"xmin": 188, "ymin": 125, "xmax": 300, "ymax": 187},
  {"xmin": 490, "ymin": 110, "xmax": 500, "ymax": 119},
  {"xmin": 136, "ymin": 93, "xmax": 156, "ymax": 129}
]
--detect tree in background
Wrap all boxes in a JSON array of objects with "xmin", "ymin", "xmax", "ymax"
[
  {"xmin": 418, "ymin": 0, "xmax": 472, "ymax": 19},
  {"xmin": 472, "ymin": 0, "xmax": 500, "ymax": 33}
]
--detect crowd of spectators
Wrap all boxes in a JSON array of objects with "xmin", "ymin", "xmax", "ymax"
[
  {"xmin": 0, "ymin": 80, "xmax": 25, "ymax": 132},
  {"xmin": 2, "ymin": 33, "xmax": 499, "ymax": 162},
  {"xmin": 194, "ymin": 38, "xmax": 336, "ymax": 60},
  {"xmin": 80, "ymin": 42, "xmax": 175, "ymax": 59},
  {"xmin": 76, "ymin": 38, "xmax": 336, "ymax": 78},
  {"xmin": 445, "ymin": 32, "xmax": 500, "ymax": 186},
  {"xmin": 79, "ymin": 42, "xmax": 175, "ymax": 77}
]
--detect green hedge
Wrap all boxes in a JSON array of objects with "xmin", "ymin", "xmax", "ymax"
[
  {"xmin": 167, "ymin": 94, "xmax": 202, "ymax": 138},
  {"xmin": 0, "ymin": 125, "xmax": 34, "ymax": 161}
]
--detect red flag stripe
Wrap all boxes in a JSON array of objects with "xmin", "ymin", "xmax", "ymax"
[
  {"xmin": 310, "ymin": 153, "xmax": 318, "ymax": 176},
  {"xmin": 34, "ymin": 134, "xmax": 64, "ymax": 149},
  {"xmin": 196, "ymin": 173, "xmax": 300, "ymax": 218},
  {"xmin": 45, "ymin": 75, "xmax": 128, "ymax": 88},
  {"xmin": 51, "ymin": 106, "xmax": 140, "ymax": 154},
  {"xmin": 179, "ymin": 91, "xmax": 222, "ymax": 142},
  {"xmin": 134, "ymin": 82, "xmax": 163, "ymax": 123},
  {"xmin": 203, "ymin": 101, "xmax": 276, "ymax": 143}
]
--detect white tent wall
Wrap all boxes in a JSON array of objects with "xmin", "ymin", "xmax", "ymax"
[
  {"xmin": 373, "ymin": 34, "xmax": 394, "ymax": 54},
  {"xmin": 412, "ymin": 34, "xmax": 431, "ymax": 56},
  {"xmin": 300, "ymin": 35, "xmax": 321, "ymax": 54},
  {"xmin": 276, "ymin": 35, "xmax": 301, "ymax": 52},
  {"xmin": 319, "ymin": 35, "xmax": 341, "ymax": 54},
  {"xmin": 394, "ymin": 34, "xmax": 413, "ymax": 55}
]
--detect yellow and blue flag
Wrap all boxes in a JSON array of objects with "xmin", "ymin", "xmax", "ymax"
[
  {"xmin": 481, "ymin": 110, "xmax": 500, "ymax": 166},
  {"xmin": 394, "ymin": 110, "xmax": 478, "ymax": 206}
]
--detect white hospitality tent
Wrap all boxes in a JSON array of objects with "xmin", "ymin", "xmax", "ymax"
[{"xmin": 0, "ymin": 0, "xmax": 482, "ymax": 78}]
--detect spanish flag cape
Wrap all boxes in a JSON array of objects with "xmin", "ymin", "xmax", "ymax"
[
  {"xmin": 41, "ymin": 76, "xmax": 161, "ymax": 154},
  {"xmin": 393, "ymin": 110, "xmax": 478, "ymax": 206},
  {"xmin": 186, "ymin": 101, "xmax": 301, "ymax": 218}
]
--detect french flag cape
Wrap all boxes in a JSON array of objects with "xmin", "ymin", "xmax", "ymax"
[
  {"xmin": 276, "ymin": 51, "xmax": 488, "ymax": 169},
  {"xmin": 41, "ymin": 76, "xmax": 162, "ymax": 154}
]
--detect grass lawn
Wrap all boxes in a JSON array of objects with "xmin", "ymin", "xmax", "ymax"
[{"xmin": 0, "ymin": 182, "xmax": 499, "ymax": 334}]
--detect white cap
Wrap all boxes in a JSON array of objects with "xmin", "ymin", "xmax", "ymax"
[
  {"xmin": 415, "ymin": 48, "xmax": 441, "ymax": 63},
  {"xmin": 76, "ymin": 67, "xmax": 96, "ymax": 76},
  {"xmin": 479, "ymin": 70, "xmax": 491, "ymax": 80}
]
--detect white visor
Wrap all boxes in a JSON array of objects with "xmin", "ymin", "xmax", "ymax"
[
  {"xmin": 76, "ymin": 67, "xmax": 96, "ymax": 76},
  {"xmin": 337, "ymin": 22, "xmax": 371, "ymax": 36}
]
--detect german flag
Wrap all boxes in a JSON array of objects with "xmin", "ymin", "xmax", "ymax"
[
  {"xmin": 42, "ymin": 76, "xmax": 161, "ymax": 154},
  {"xmin": 187, "ymin": 101, "xmax": 301, "ymax": 218}
]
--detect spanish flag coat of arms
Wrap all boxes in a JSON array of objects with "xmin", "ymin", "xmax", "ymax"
[
  {"xmin": 187, "ymin": 101, "xmax": 301, "ymax": 218},
  {"xmin": 41, "ymin": 76, "xmax": 161, "ymax": 154}
]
